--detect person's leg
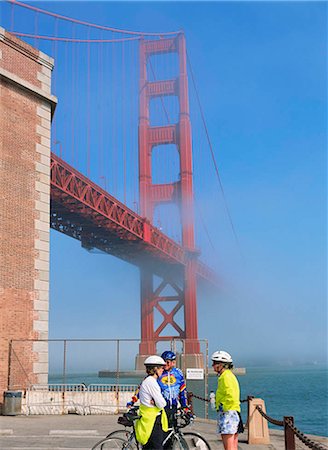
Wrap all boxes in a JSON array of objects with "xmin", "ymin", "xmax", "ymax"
[
  {"xmin": 163, "ymin": 405, "xmax": 177, "ymax": 449},
  {"xmin": 164, "ymin": 405, "xmax": 177, "ymax": 429},
  {"xmin": 143, "ymin": 415, "xmax": 164, "ymax": 450},
  {"xmin": 233, "ymin": 433, "xmax": 239, "ymax": 450},
  {"xmin": 221, "ymin": 434, "xmax": 235, "ymax": 450},
  {"xmin": 219, "ymin": 410, "xmax": 240, "ymax": 450}
]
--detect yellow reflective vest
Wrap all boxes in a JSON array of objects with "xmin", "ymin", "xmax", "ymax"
[
  {"xmin": 134, "ymin": 404, "xmax": 168, "ymax": 445},
  {"xmin": 215, "ymin": 369, "xmax": 241, "ymax": 412}
]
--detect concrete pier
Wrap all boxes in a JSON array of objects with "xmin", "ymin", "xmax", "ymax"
[{"xmin": 0, "ymin": 414, "xmax": 327, "ymax": 449}]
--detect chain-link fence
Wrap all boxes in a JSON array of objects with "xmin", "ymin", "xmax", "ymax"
[{"xmin": 7, "ymin": 338, "xmax": 209, "ymax": 417}]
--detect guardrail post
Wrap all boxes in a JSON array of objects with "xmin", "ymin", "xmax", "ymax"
[
  {"xmin": 284, "ymin": 416, "xmax": 295, "ymax": 450},
  {"xmin": 245, "ymin": 395, "xmax": 253, "ymax": 430},
  {"xmin": 248, "ymin": 398, "xmax": 270, "ymax": 445}
]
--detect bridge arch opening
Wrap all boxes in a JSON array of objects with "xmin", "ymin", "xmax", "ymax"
[
  {"xmin": 147, "ymin": 52, "xmax": 179, "ymax": 82},
  {"xmin": 149, "ymin": 96, "xmax": 179, "ymax": 127},
  {"xmin": 151, "ymin": 143, "xmax": 180, "ymax": 184}
]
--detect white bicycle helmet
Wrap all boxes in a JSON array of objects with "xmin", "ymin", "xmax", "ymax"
[
  {"xmin": 144, "ymin": 355, "xmax": 166, "ymax": 366},
  {"xmin": 211, "ymin": 350, "xmax": 233, "ymax": 363}
]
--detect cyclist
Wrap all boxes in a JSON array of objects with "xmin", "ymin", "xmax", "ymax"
[
  {"xmin": 159, "ymin": 351, "xmax": 190, "ymax": 449},
  {"xmin": 134, "ymin": 355, "xmax": 168, "ymax": 449},
  {"xmin": 128, "ymin": 351, "xmax": 189, "ymax": 427},
  {"xmin": 211, "ymin": 350, "xmax": 243, "ymax": 450},
  {"xmin": 159, "ymin": 350, "xmax": 188, "ymax": 429}
]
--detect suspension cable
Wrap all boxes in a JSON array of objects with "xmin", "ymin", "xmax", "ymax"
[
  {"xmin": 187, "ymin": 50, "xmax": 243, "ymax": 259},
  {"xmin": 147, "ymin": 54, "xmax": 215, "ymax": 249},
  {"xmin": 10, "ymin": 32, "xmax": 141, "ymax": 43},
  {"xmin": 194, "ymin": 194, "xmax": 217, "ymax": 254},
  {"xmin": 148, "ymin": 53, "xmax": 217, "ymax": 252},
  {"xmin": 8, "ymin": 0, "xmax": 181, "ymax": 36}
]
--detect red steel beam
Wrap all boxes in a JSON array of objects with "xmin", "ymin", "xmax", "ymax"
[{"xmin": 50, "ymin": 153, "xmax": 217, "ymax": 284}]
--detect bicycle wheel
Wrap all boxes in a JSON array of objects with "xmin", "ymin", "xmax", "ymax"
[
  {"xmin": 180, "ymin": 432, "xmax": 211, "ymax": 450},
  {"xmin": 91, "ymin": 436, "xmax": 133, "ymax": 450},
  {"xmin": 105, "ymin": 430, "xmax": 138, "ymax": 449},
  {"xmin": 170, "ymin": 434, "xmax": 189, "ymax": 450}
]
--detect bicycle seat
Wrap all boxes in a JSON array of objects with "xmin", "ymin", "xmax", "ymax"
[
  {"xmin": 118, "ymin": 416, "xmax": 133, "ymax": 427},
  {"xmin": 117, "ymin": 408, "xmax": 139, "ymax": 427}
]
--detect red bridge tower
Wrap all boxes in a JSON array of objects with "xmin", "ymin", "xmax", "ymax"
[{"xmin": 138, "ymin": 34, "xmax": 202, "ymax": 365}]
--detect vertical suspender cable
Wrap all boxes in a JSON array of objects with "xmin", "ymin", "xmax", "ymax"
[
  {"xmin": 87, "ymin": 27, "xmax": 91, "ymax": 178},
  {"xmin": 52, "ymin": 17, "xmax": 58, "ymax": 145},
  {"xmin": 129, "ymin": 39, "xmax": 135, "ymax": 209},
  {"xmin": 71, "ymin": 23, "xmax": 75, "ymax": 165},
  {"xmin": 10, "ymin": 1, "xmax": 15, "ymax": 31},
  {"xmin": 187, "ymin": 51, "xmax": 243, "ymax": 259},
  {"xmin": 63, "ymin": 40, "xmax": 68, "ymax": 161},
  {"xmin": 76, "ymin": 40, "xmax": 80, "ymax": 168},
  {"xmin": 134, "ymin": 41, "xmax": 138, "ymax": 212},
  {"xmin": 99, "ymin": 32, "xmax": 104, "ymax": 186},
  {"xmin": 122, "ymin": 40, "xmax": 126, "ymax": 204},
  {"xmin": 105, "ymin": 37, "xmax": 110, "ymax": 192},
  {"xmin": 34, "ymin": 11, "xmax": 38, "ymax": 49},
  {"xmin": 10, "ymin": 3, "xmax": 15, "ymax": 31},
  {"xmin": 112, "ymin": 35, "xmax": 117, "ymax": 195}
]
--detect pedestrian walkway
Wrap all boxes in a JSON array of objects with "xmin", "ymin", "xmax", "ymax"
[{"xmin": 0, "ymin": 414, "xmax": 327, "ymax": 449}]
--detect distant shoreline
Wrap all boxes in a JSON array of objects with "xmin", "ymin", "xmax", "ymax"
[{"xmin": 98, "ymin": 367, "xmax": 246, "ymax": 377}]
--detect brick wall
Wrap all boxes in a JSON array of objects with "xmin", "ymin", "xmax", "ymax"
[{"xmin": 0, "ymin": 27, "xmax": 57, "ymax": 404}]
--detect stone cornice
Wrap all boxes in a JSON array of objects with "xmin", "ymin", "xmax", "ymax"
[
  {"xmin": 0, "ymin": 66, "xmax": 57, "ymax": 116},
  {"xmin": 0, "ymin": 27, "xmax": 54, "ymax": 71}
]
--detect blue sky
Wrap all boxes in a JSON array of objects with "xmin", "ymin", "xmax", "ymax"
[{"xmin": 1, "ymin": 1, "xmax": 326, "ymax": 368}]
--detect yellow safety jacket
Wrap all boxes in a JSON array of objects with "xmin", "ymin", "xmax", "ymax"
[
  {"xmin": 134, "ymin": 404, "xmax": 168, "ymax": 445},
  {"xmin": 215, "ymin": 369, "xmax": 241, "ymax": 412}
]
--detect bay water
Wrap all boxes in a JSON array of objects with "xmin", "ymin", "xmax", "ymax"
[{"xmin": 49, "ymin": 364, "xmax": 327, "ymax": 437}]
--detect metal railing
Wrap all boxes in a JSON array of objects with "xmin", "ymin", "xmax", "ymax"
[{"xmin": 24, "ymin": 383, "xmax": 139, "ymax": 415}]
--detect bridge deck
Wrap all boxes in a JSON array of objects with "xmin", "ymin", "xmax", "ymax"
[{"xmin": 51, "ymin": 153, "xmax": 217, "ymax": 283}]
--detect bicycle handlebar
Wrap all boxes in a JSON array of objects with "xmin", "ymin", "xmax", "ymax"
[{"xmin": 175, "ymin": 407, "xmax": 195, "ymax": 429}]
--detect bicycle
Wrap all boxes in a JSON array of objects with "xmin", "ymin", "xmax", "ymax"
[{"xmin": 91, "ymin": 406, "xmax": 211, "ymax": 449}]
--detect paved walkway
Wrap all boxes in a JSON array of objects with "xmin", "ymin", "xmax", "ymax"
[{"xmin": 0, "ymin": 414, "xmax": 327, "ymax": 450}]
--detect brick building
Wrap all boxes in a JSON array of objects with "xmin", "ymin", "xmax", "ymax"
[{"xmin": 0, "ymin": 27, "xmax": 56, "ymax": 405}]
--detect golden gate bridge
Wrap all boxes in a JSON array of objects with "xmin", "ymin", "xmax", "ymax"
[{"xmin": 0, "ymin": 0, "xmax": 238, "ymax": 370}]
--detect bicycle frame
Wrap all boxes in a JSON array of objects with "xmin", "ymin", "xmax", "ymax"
[
  {"xmin": 91, "ymin": 407, "xmax": 211, "ymax": 449},
  {"xmin": 163, "ymin": 427, "xmax": 186, "ymax": 447}
]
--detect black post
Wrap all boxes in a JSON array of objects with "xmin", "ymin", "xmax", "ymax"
[
  {"xmin": 7, "ymin": 340, "xmax": 12, "ymax": 390},
  {"xmin": 284, "ymin": 416, "xmax": 295, "ymax": 450},
  {"xmin": 63, "ymin": 340, "xmax": 67, "ymax": 385}
]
